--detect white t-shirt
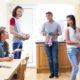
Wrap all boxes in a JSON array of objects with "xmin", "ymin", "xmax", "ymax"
[{"xmin": 66, "ymin": 27, "xmax": 78, "ymax": 48}]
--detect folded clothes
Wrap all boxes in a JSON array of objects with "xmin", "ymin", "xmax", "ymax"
[{"xmin": 45, "ymin": 32, "xmax": 53, "ymax": 46}]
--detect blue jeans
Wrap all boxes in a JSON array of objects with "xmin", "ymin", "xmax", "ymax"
[
  {"xmin": 13, "ymin": 42, "xmax": 23, "ymax": 59},
  {"xmin": 44, "ymin": 42, "xmax": 58, "ymax": 75},
  {"xmin": 67, "ymin": 48, "xmax": 80, "ymax": 80}
]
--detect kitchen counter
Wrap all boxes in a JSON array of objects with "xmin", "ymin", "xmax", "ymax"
[
  {"xmin": 36, "ymin": 40, "xmax": 66, "ymax": 44},
  {"xmin": 36, "ymin": 41, "xmax": 71, "ymax": 73}
]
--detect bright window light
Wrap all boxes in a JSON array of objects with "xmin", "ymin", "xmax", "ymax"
[{"xmin": 35, "ymin": 4, "xmax": 74, "ymax": 41}]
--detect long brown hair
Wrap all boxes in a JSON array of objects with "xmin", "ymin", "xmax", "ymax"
[
  {"xmin": 0, "ymin": 27, "xmax": 9, "ymax": 51},
  {"xmin": 67, "ymin": 15, "xmax": 76, "ymax": 31}
]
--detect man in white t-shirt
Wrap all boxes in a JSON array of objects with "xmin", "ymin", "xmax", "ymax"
[{"xmin": 10, "ymin": 6, "xmax": 29, "ymax": 59}]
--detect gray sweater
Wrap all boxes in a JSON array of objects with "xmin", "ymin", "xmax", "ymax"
[{"xmin": 41, "ymin": 21, "xmax": 62, "ymax": 41}]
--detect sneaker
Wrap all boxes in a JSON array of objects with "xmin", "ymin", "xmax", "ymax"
[
  {"xmin": 55, "ymin": 74, "xmax": 59, "ymax": 78},
  {"xmin": 49, "ymin": 74, "xmax": 54, "ymax": 78}
]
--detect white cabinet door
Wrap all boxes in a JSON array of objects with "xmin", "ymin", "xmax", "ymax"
[{"xmin": 21, "ymin": 8, "xmax": 34, "ymax": 64}]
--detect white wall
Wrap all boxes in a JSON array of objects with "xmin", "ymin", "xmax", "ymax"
[
  {"xmin": 0, "ymin": 0, "xmax": 79, "ymax": 29},
  {"xmin": 11, "ymin": 0, "xmax": 80, "ymax": 4},
  {"xmin": 0, "ymin": 0, "xmax": 79, "ymax": 28},
  {"xmin": 0, "ymin": 1, "xmax": 7, "ymax": 26},
  {"xmin": 0, "ymin": 0, "xmax": 12, "ymax": 27}
]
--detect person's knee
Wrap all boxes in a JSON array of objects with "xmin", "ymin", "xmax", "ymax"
[
  {"xmin": 48, "ymin": 58, "xmax": 53, "ymax": 64},
  {"xmin": 53, "ymin": 58, "xmax": 58, "ymax": 64},
  {"xmin": 72, "ymin": 65, "xmax": 78, "ymax": 74}
]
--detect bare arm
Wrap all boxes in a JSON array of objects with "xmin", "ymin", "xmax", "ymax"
[
  {"xmin": 12, "ymin": 49, "xmax": 22, "ymax": 54},
  {"xmin": 10, "ymin": 26, "xmax": 23, "ymax": 38},
  {"xmin": 10, "ymin": 26, "xmax": 28, "ymax": 40},
  {"xmin": 0, "ymin": 57, "xmax": 12, "ymax": 62}
]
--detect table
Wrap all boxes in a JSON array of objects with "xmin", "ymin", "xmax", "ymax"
[{"xmin": 0, "ymin": 59, "xmax": 21, "ymax": 80}]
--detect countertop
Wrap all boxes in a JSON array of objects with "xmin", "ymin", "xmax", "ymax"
[{"xmin": 35, "ymin": 40, "xmax": 66, "ymax": 44}]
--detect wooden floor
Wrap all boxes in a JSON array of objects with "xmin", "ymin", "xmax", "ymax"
[{"xmin": 24, "ymin": 68, "xmax": 78, "ymax": 80}]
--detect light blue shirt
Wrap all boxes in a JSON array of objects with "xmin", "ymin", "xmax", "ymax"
[{"xmin": 0, "ymin": 41, "xmax": 9, "ymax": 58}]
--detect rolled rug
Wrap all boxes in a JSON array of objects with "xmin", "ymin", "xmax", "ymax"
[{"xmin": 45, "ymin": 32, "xmax": 53, "ymax": 46}]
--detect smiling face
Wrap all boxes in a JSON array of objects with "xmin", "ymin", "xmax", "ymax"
[
  {"xmin": 16, "ymin": 8, "xmax": 23, "ymax": 18},
  {"xmin": 66, "ymin": 15, "xmax": 76, "ymax": 30},
  {"xmin": 46, "ymin": 14, "xmax": 53, "ymax": 21},
  {"xmin": 67, "ymin": 17, "xmax": 74, "ymax": 27}
]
